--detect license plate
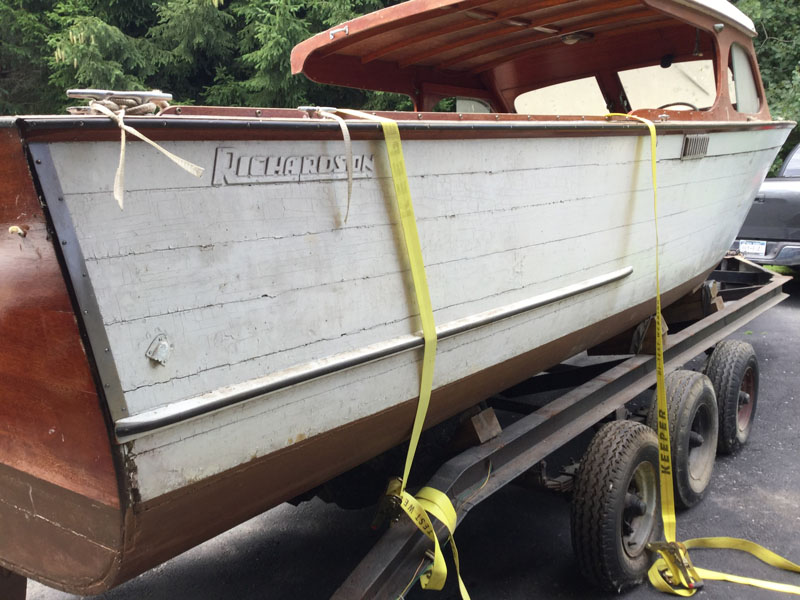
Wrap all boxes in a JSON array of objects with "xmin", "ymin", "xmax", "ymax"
[{"xmin": 739, "ymin": 239, "xmax": 767, "ymax": 256}]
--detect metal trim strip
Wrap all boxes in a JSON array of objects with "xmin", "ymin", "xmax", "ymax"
[
  {"xmin": 20, "ymin": 115, "xmax": 795, "ymax": 136},
  {"xmin": 114, "ymin": 266, "xmax": 633, "ymax": 442},
  {"xmin": 28, "ymin": 143, "xmax": 131, "ymax": 421}
]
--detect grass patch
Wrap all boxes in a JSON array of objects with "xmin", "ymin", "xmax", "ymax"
[{"xmin": 763, "ymin": 264, "xmax": 797, "ymax": 277}]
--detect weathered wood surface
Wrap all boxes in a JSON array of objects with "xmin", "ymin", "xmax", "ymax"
[
  {"xmin": 0, "ymin": 124, "xmax": 123, "ymax": 593},
  {"xmin": 46, "ymin": 126, "xmax": 785, "ymax": 501},
  {"xmin": 0, "ymin": 127, "xmax": 119, "ymax": 507}
]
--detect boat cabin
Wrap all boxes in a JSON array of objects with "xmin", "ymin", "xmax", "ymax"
[{"xmin": 291, "ymin": 0, "xmax": 768, "ymax": 122}]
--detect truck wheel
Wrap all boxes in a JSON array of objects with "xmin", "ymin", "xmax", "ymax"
[
  {"xmin": 571, "ymin": 421, "xmax": 660, "ymax": 592},
  {"xmin": 647, "ymin": 370, "xmax": 718, "ymax": 509},
  {"xmin": 704, "ymin": 340, "xmax": 759, "ymax": 454}
]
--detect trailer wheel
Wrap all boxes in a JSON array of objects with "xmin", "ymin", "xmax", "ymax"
[
  {"xmin": 647, "ymin": 370, "xmax": 718, "ymax": 508},
  {"xmin": 704, "ymin": 340, "xmax": 759, "ymax": 454},
  {"xmin": 571, "ymin": 421, "xmax": 660, "ymax": 592}
]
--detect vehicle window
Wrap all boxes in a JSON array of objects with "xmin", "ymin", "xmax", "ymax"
[
  {"xmin": 728, "ymin": 43, "xmax": 760, "ymax": 114},
  {"xmin": 618, "ymin": 60, "xmax": 715, "ymax": 110},
  {"xmin": 780, "ymin": 146, "xmax": 800, "ymax": 177},
  {"xmin": 514, "ymin": 77, "xmax": 608, "ymax": 115}
]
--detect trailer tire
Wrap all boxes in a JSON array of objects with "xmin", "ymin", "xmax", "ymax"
[
  {"xmin": 646, "ymin": 370, "xmax": 718, "ymax": 509},
  {"xmin": 704, "ymin": 340, "xmax": 759, "ymax": 454},
  {"xmin": 571, "ymin": 421, "xmax": 660, "ymax": 592}
]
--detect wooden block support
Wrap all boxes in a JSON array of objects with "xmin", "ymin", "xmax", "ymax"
[
  {"xmin": 449, "ymin": 408, "xmax": 502, "ymax": 452},
  {"xmin": 588, "ymin": 314, "xmax": 668, "ymax": 356},
  {"xmin": 639, "ymin": 314, "xmax": 669, "ymax": 355},
  {"xmin": 662, "ymin": 280, "xmax": 723, "ymax": 324},
  {"xmin": 588, "ymin": 325, "xmax": 639, "ymax": 355}
]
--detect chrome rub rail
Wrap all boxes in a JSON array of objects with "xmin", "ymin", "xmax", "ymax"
[{"xmin": 114, "ymin": 266, "xmax": 633, "ymax": 443}]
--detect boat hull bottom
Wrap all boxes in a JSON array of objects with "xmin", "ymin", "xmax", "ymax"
[
  {"xmin": 111, "ymin": 269, "xmax": 710, "ymax": 587},
  {"xmin": 5, "ymin": 271, "xmax": 710, "ymax": 593},
  {"xmin": 0, "ymin": 463, "xmax": 121, "ymax": 594}
]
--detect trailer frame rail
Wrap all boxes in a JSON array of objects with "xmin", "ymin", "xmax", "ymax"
[{"xmin": 332, "ymin": 258, "xmax": 789, "ymax": 599}]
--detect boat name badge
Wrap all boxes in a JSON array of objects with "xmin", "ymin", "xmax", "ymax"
[{"xmin": 212, "ymin": 147, "xmax": 375, "ymax": 186}]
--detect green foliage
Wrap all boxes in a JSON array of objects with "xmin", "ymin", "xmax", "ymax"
[
  {"xmin": 149, "ymin": 0, "xmax": 236, "ymax": 101},
  {"xmin": 763, "ymin": 265, "xmax": 797, "ymax": 277},
  {"xmin": 48, "ymin": 14, "xmax": 158, "ymax": 93},
  {"xmin": 0, "ymin": 1, "xmax": 61, "ymax": 114},
  {"xmin": 232, "ymin": 0, "xmax": 314, "ymax": 107},
  {"xmin": 734, "ymin": 0, "xmax": 800, "ymax": 170},
  {"xmin": 2, "ymin": 0, "xmax": 800, "ymax": 132},
  {"xmin": 0, "ymin": 0, "xmax": 409, "ymax": 114},
  {"xmin": 228, "ymin": 0, "xmax": 392, "ymax": 109}
]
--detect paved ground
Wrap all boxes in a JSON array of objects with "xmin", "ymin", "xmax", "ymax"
[{"xmin": 30, "ymin": 277, "xmax": 800, "ymax": 600}]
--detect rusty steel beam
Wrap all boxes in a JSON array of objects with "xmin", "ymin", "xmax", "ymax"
[{"xmin": 332, "ymin": 261, "xmax": 788, "ymax": 599}]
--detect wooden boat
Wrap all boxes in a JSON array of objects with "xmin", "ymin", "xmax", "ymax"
[{"xmin": 0, "ymin": 0, "xmax": 792, "ymax": 594}]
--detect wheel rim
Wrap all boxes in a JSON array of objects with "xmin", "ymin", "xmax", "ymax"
[
  {"xmin": 688, "ymin": 403, "xmax": 715, "ymax": 486},
  {"xmin": 622, "ymin": 461, "xmax": 657, "ymax": 558},
  {"xmin": 737, "ymin": 367, "xmax": 755, "ymax": 433}
]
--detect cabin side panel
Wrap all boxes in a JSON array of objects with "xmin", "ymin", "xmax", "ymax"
[{"xmin": 0, "ymin": 123, "xmax": 123, "ymax": 592}]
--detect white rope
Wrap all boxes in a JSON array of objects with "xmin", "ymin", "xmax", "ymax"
[
  {"xmin": 89, "ymin": 100, "xmax": 205, "ymax": 209},
  {"xmin": 316, "ymin": 109, "xmax": 354, "ymax": 223}
]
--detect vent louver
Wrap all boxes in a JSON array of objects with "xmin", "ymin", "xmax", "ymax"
[{"xmin": 681, "ymin": 135, "xmax": 710, "ymax": 160}]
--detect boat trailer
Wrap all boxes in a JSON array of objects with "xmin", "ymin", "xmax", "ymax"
[{"xmin": 332, "ymin": 256, "xmax": 789, "ymax": 598}]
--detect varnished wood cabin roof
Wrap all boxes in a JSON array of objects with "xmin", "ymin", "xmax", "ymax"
[{"xmin": 291, "ymin": 0, "xmax": 757, "ymax": 111}]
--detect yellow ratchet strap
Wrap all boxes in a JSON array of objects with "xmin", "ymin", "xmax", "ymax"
[
  {"xmin": 338, "ymin": 109, "xmax": 470, "ymax": 600},
  {"xmin": 607, "ymin": 113, "xmax": 800, "ymax": 596}
]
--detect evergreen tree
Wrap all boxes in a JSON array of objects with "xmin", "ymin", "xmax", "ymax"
[
  {"xmin": 0, "ymin": 0, "xmax": 409, "ymax": 114},
  {"xmin": 1, "ymin": 0, "xmax": 797, "ymax": 146},
  {"xmin": 734, "ymin": 0, "xmax": 800, "ymax": 167},
  {"xmin": 1, "ymin": 0, "xmax": 61, "ymax": 114}
]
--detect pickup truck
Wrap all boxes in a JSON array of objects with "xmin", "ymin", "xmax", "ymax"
[{"xmin": 733, "ymin": 143, "xmax": 800, "ymax": 267}]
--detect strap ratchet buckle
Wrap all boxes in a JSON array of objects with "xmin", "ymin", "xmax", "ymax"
[
  {"xmin": 370, "ymin": 478, "xmax": 403, "ymax": 530},
  {"xmin": 648, "ymin": 541, "xmax": 704, "ymax": 590}
]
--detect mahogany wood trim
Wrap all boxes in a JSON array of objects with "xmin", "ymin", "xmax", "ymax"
[
  {"xmin": 291, "ymin": 0, "xmax": 489, "ymax": 74},
  {"xmin": 469, "ymin": 14, "xmax": 668, "ymax": 74},
  {"xmin": 643, "ymin": 0, "xmax": 771, "ymax": 121},
  {"xmin": 449, "ymin": 7, "xmax": 659, "ymax": 72},
  {"xmin": 595, "ymin": 70, "xmax": 631, "ymax": 113},
  {"xmin": 494, "ymin": 24, "xmax": 715, "ymax": 100},
  {"xmin": 359, "ymin": 4, "xmax": 496, "ymax": 64},
  {"xmin": 160, "ymin": 106, "xmax": 309, "ymax": 118},
  {"xmin": 363, "ymin": 0, "xmax": 568, "ymax": 65},
  {"xmin": 316, "ymin": 0, "xmax": 498, "ymax": 61},
  {"xmin": 0, "ymin": 463, "xmax": 122, "ymax": 595},
  {"xmin": 18, "ymin": 115, "xmax": 790, "ymax": 146},
  {"xmin": 399, "ymin": 0, "xmax": 641, "ymax": 69},
  {"xmin": 0, "ymin": 126, "xmax": 121, "ymax": 510}
]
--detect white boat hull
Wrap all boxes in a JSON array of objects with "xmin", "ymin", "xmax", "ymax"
[{"xmin": 44, "ymin": 124, "xmax": 785, "ymax": 502}]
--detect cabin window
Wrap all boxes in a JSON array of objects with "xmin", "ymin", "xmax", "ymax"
[
  {"xmin": 513, "ymin": 77, "xmax": 608, "ymax": 116},
  {"xmin": 618, "ymin": 60, "xmax": 716, "ymax": 111},
  {"xmin": 728, "ymin": 43, "xmax": 760, "ymax": 114},
  {"xmin": 431, "ymin": 97, "xmax": 491, "ymax": 113},
  {"xmin": 456, "ymin": 98, "xmax": 491, "ymax": 113},
  {"xmin": 432, "ymin": 97, "xmax": 456, "ymax": 112}
]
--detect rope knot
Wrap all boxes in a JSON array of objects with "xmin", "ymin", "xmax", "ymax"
[{"xmin": 86, "ymin": 98, "xmax": 204, "ymax": 209}]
